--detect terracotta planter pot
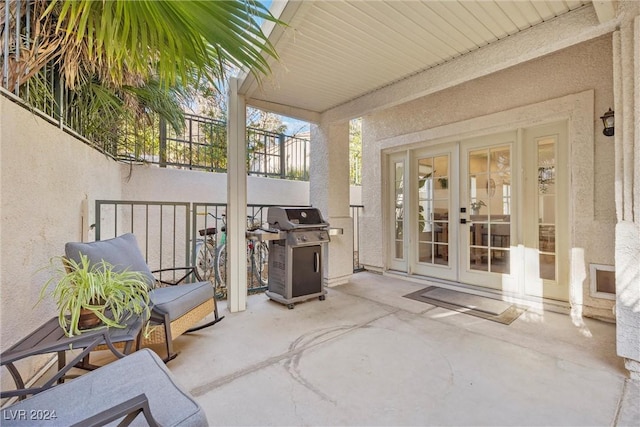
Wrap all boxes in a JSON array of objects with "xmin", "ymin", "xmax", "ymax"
[{"xmin": 78, "ymin": 308, "xmax": 103, "ymax": 330}]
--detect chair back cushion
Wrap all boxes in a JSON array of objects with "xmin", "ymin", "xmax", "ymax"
[{"xmin": 65, "ymin": 233, "xmax": 155, "ymax": 286}]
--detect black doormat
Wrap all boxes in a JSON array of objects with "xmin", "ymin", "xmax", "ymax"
[{"xmin": 403, "ymin": 286, "xmax": 527, "ymax": 325}]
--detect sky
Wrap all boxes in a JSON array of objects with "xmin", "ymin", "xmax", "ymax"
[{"xmin": 258, "ymin": 0, "xmax": 310, "ymax": 134}]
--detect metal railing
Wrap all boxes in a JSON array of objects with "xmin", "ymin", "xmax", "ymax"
[
  {"xmin": 247, "ymin": 127, "xmax": 309, "ymax": 180},
  {"xmin": 95, "ymin": 200, "xmax": 365, "ymax": 297},
  {"xmin": 94, "ymin": 201, "xmax": 193, "ymax": 283}
]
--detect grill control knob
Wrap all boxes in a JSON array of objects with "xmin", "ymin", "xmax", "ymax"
[{"xmin": 301, "ymin": 235, "xmax": 308, "ymax": 242}]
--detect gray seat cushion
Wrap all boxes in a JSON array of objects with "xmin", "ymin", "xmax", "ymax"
[
  {"xmin": 1, "ymin": 349, "xmax": 207, "ymax": 426},
  {"xmin": 65, "ymin": 234, "xmax": 155, "ymax": 286},
  {"xmin": 150, "ymin": 281, "xmax": 214, "ymax": 321}
]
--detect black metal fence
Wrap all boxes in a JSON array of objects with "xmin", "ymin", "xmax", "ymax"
[
  {"xmin": 95, "ymin": 200, "xmax": 365, "ymax": 298},
  {"xmin": 116, "ymin": 113, "xmax": 310, "ymax": 179}
]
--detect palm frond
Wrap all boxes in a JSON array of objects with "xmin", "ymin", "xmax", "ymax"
[{"xmin": 47, "ymin": 0, "xmax": 280, "ymax": 90}]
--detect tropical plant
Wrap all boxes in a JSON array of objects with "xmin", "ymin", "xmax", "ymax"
[
  {"xmin": 38, "ymin": 254, "xmax": 151, "ymax": 337},
  {"xmin": 2, "ymin": 0, "xmax": 278, "ymax": 91},
  {"xmin": 1, "ymin": 0, "xmax": 281, "ymax": 147}
]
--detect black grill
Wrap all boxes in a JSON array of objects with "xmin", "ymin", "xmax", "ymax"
[{"xmin": 265, "ymin": 207, "xmax": 330, "ymax": 309}]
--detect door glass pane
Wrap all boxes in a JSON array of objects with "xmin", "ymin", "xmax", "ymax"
[
  {"xmin": 490, "ymin": 224, "xmax": 510, "ymax": 248},
  {"xmin": 467, "ymin": 146, "xmax": 511, "ymax": 274},
  {"xmin": 471, "ymin": 174, "xmax": 490, "ymax": 200},
  {"xmin": 490, "ymin": 172, "xmax": 511, "ymax": 216},
  {"xmin": 394, "ymin": 161, "xmax": 404, "ymax": 259},
  {"xmin": 434, "ymin": 156, "xmax": 449, "ymax": 177},
  {"xmin": 538, "ymin": 138, "xmax": 556, "ymax": 280},
  {"xmin": 470, "ymin": 248, "xmax": 488, "ymax": 271},
  {"xmin": 469, "ymin": 150, "xmax": 488, "ymax": 173},
  {"xmin": 417, "ymin": 154, "xmax": 449, "ymax": 266},
  {"xmin": 433, "ymin": 199, "xmax": 449, "ymax": 219},
  {"xmin": 491, "ymin": 147, "xmax": 511, "ymax": 173},
  {"xmin": 540, "ymin": 254, "xmax": 555, "ymax": 280},
  {"xmin": 395, "ymin": 220, "xmax": 403, "ymax": 239},
  {"xmin": 434, "ymin": 244, "xmax": 448, "ymax": 265},
  {"xmin": 491, "ymin": 249, "xmax": 510, "ymax": 274},
  {"xmin": 418, "ymin": 242, "xmax": 432, "ymax": 263},
  {"xmin": 434, "ymin": 222, "xmax": 448, "ymax": 243}
]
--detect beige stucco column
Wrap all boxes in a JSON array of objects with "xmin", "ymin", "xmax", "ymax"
[
  {"xmin": 310, "ymin": 121, "xmax": 353, "ymax": 287},
  {"xmin": 226, "ymin": 77, "xmax": 248, "ymax": 312},
  {"xmin": 613, "ymin": 3, "xmax": 640, "ymax": 379}
]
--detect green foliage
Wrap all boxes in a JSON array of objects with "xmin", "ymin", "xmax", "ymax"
[
  {"xmin": 247, "ymin": 108, "xmax": 287, "ymax": 133},
  {"xmin": 38, "ymin": 254, "xmax": 150, "ymax": 337},
  {"xmin": 44, "ymin": 0, "xmax": 279, "ymax": 91},
  {"xmin": 349, "ymin": 118, "xmax": 362, "ymax": 185},
  {"xmin": 285, "ymin": 168, "xmax": 309, "ymax": 181}
]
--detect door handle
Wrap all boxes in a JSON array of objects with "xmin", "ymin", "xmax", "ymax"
[{"xmin": 314, "ymin": 252, "xmax": 320, "ymax": 272}]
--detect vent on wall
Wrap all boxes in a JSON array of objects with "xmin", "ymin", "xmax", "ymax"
[{"xmin": 590, "ymin": 264, "xmax": 616, "ymax": 300}]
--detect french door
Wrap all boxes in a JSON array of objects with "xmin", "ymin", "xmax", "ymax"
[
  {"xmin": 387, "ymin": 122, "xmax": 569, "ymax": 301},
  {"xmin": 458, "ymin": 132, "xmax": 518, "ymax": 291},
  {"xmin": 411, "ymin": 143, "xmax": 458, "ymax": 281}
]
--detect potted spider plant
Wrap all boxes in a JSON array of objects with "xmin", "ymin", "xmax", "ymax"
[
  {"xmin": 38, "ymin": 254, "xmax": 151, "ymax": 337},
  {"xmin": 470, "ymin": 200, "xmax": 487, "ymax": 215}
]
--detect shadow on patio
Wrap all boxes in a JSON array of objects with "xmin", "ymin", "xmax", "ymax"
[{"xmin": 152, "ymin": 272, "xmax": 636, "ymax": 426}]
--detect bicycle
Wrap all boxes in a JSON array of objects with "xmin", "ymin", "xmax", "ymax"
[
  {"xmin": 195, "ymin": 210, "xmax": 269, "ymax": 299},
  {"xmin": 215, "ymin": 211, "xmax": 270, "ymax": 293},
  {"xmin": 194, "ymin": 221, "xmax": 218, "ymax": 283}
]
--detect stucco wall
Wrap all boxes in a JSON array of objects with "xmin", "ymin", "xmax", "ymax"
[
  {"xmin": 0, "ymin": 96, "xmax": 123, "ymax": 384},
  {"xmin": 360, "ymin": 36, "xmax": 615, "ymax": 319},
  {"xmin": 120, "ymin": 164, "xmax": 312, "ymax": 206},
  {"xmin": 120, "ymin": 162, "xmax": 362, "ymax": 207}
]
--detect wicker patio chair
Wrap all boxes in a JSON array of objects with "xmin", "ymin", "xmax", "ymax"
[{"xmin": 65, "ymin": 233, "xmax": 224, "ymax": 361}]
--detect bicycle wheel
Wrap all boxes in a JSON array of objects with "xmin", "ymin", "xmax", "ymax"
[
  {"xmin": 195, "ymin": 241, "xmax": 216, "ymax": 281},
  {"xmin": 250, "ymin": 241, "xmax": 269, "ymax": 288},
  {"xmin": 215, "ymin": 243, "xmax": 227, "ymax": 293}
]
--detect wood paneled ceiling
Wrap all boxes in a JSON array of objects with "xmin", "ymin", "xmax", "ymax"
[{"xmin": 239, "ymin": 1, "xmax": 595, "ymax": 117}]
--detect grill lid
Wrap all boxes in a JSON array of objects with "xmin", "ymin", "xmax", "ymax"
[{"xmin": 267, "ymin": 207, "xmax": 329, "ymax": 231}]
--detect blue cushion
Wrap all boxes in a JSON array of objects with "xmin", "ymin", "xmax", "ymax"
[
  {"xmin": 65, "ymin": 234, "xmax": 155, "ymax": 286},
  {"xmin": 150, "ymin": 281, "xmax": 214, "ymax": 321},
  {"xmin": 1, "ymin": 349, "xmax": 208, "ymax": 426}
]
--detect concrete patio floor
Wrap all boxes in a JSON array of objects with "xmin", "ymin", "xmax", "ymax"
[{"xmin": 164, "ymin": 272, "xmax": 638, "ymax": 426}]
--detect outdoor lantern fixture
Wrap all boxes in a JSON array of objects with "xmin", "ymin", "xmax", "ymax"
[{"xmin": 600, "ymin": 108, "xmax": 615, "ymax": 137}]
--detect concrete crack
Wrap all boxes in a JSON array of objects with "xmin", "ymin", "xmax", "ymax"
[{"xmin": 189, "ymin": 311, "xmax": 395, "ymax": 398}]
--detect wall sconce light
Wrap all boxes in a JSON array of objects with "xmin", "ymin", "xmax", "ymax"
[{"xmin": 600, "ymin": 108, "xmax": 615, "ymax": 137}]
